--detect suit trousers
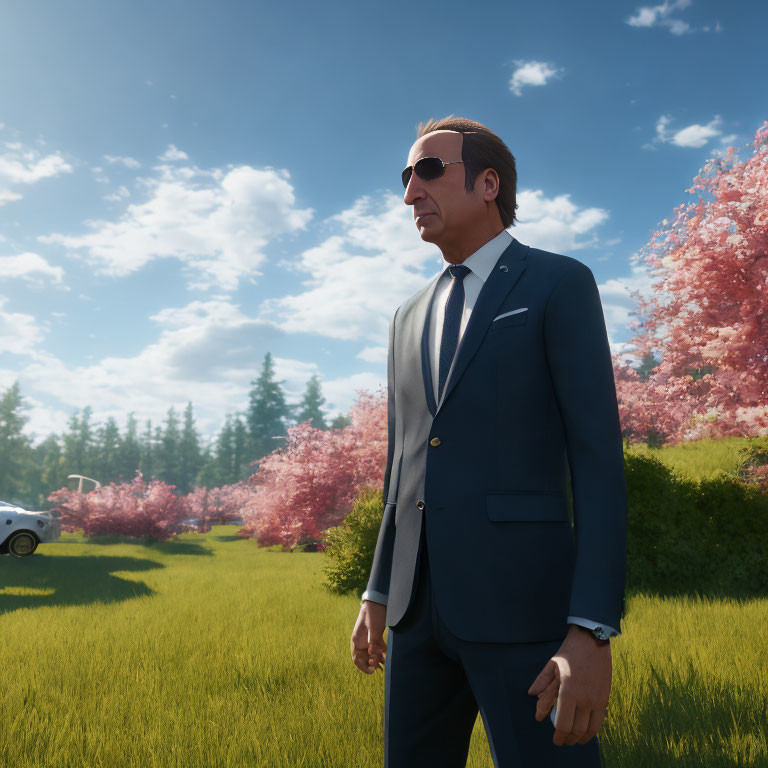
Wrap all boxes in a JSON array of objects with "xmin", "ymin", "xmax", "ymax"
[{"xmin": 383, "ymin": 519, "xmax": 607, "ymax": 768}]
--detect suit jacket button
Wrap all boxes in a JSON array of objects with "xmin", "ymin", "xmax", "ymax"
[
  {"xmin": 416, "ymin": 500, "xmax": 425, "ymax": 510},
  {"xmin": 429, "ymin": 437, "xmax": 441, "ymax": 446}
]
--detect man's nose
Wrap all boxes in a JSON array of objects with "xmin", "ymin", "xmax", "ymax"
[{"xmin": 403, "ymin": 171, "xmax": 425, "ymax": 205}]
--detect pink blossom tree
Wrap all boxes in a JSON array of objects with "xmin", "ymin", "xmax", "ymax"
[
  {"xmin": 184, "ymin": 482, "xmax": 253, "ymax": 533},
  {"xmin": 614, "ymin": 120, "xmax": 768, "ymax": 445},
  {"xmin": 48, "ymin": 471, "xmax": 189, "ymax": 540},
  {"xmin": 238, "ymin": 386, "xmax": 387, "ymax": 551}
]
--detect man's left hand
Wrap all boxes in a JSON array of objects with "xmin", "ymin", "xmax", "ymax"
[{"xmin": 527, "ymin": 623, "xmax": 612, "ymax": 746}]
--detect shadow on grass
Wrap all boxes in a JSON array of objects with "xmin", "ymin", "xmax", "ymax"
[
  {"xmin": 0, "ymin": 554, "xmax": 168, "ymax": 616},
  {"xmin": 608, "ymin": 656, "xmax": 767, "ymax": 768},
  {"xmin": 83, "ymin": 535, "xmax": 213, "ymax": 556}
]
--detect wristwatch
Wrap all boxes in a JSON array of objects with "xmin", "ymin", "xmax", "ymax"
[{"xmin": 589, "ymin": 624, "xmax": 611, "ymax": 641}]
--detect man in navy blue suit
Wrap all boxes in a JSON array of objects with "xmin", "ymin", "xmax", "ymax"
[{"xmin": 350, "ymin": 116, "xmax": 627, "ymax": 767}]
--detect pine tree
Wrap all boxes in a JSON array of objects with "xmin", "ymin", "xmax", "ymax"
[
  {"xmin": 33, "ymin": 434, "xmax": 65, "ymax": 507},
  {"xmin": 0, "ymin": 380, "xmax": 32, "ymax": 502},
  {"xmin": 232, "ymin": 414, "xmax": 251, "ymax": 482},
  {"xmin": 245, "ymin": 352, "xmax": 294, "ymax": 466},
  {"xmin": 330, "ymin": 413, "xmax": 351, "ymax": 430},
  {"xmin": 120, "ymin": 413, "xmax": 142, "ymax": 483},
  {"xmin": 140, "ymin": 419, "xmax": 155, "ymax": 481},
  {"xmin": 215, "ymin": 414, "xmax": 235, "ymax": 486},
  {"xmin": 62, "ymin": 406, "xmax": 95, "ymax": 482},
  {"xmin": 157, "ymin": 407, "xmax": 181, "ymax": 489},
  {"xmin": 95, "ymin": 416, "xmax": 122, "ymax": 483},
  {"xmin": 178, "ymin": 402, "xmax": 202, "ymax": 495},
  {"xmin": 293, "ymin": 374, "xmax": 329, "ymax": 430}
]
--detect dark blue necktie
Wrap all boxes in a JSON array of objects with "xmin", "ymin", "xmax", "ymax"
[{"xmin": 438, "ymin": 263, "xmax": 471, "ymax": 403}]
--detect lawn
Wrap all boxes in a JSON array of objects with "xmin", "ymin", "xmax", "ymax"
[{"xmin": 1, "ymin": 438, "xmax": 766, "ymax": 767}]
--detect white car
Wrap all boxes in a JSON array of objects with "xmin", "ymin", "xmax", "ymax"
[{"xmin": 0, "ymin": 500, "xmax": 61, "ymax": 557}]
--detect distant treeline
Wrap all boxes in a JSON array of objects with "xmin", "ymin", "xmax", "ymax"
[{"xmin": 0, "ymin": 352, "xmax": 350, "ymax": 509}]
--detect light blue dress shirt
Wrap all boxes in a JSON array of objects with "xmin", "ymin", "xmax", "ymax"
[{"xmin": 363, "ymin": 228, "xmax": 619, "ymax": 639}]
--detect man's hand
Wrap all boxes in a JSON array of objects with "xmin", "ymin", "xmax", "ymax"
[
  {"xmin": 527, "ymin": 623, "xmax": 612, "ymax": 746},
  {"xmin": 351, "ymin": 600, "xmax": 388, "ymax": 674}
]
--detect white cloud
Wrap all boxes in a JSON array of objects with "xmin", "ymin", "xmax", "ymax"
[
  {"xmin": 159, "ymin": 144, "xmax": 188, "ymax": 162},
  {"xmin": 513, "ymin": 189, "xmax": 610, "ymax": 253},
  {"xmin": 103, "ymin": 154, "xmax": 141, "ymax": 168},
  {"xmin": 647, "ymin": 113, "xmax": 723, "ymax": 149},
  {"xmin": 8, "ymin": 181, "xmax": 616, "ymax": 445},
  {"xmin": 0, "ymin": 190, "xmax": 22, "ymax": 206},
  {"xmin": 39, "ymin": 154, "xmax": 314, "ymax": 291},
  {"xmin": 0, "ymin": 252, "xmax": 64, "ymax": 284},
  {"xmin": 260, "ymin": 185, "xmax": 609, "ymax": 343},
  {"xmin": 508, "ymin": 60, "xmax": 564, "ymax": 97},
  {"xmin": 9, "ymin": 297, "xmax": 342, "ymax": 444},
  {"xmin": 90, "ymin": 166, "xmax": 110, "ymax": 184},
  {"xmin": 0, "ymin": 295, "xmax": 48, "ymax": 356},
  {"xmin": 261, "ymin": 191, "xmax": 437, "ymax": 342},
  {"xmin": 103, "ymin": 185, "xmax": 130, "ymax": 202},
  {"xmin": 0, "ymin": 141, "xmax": 72, "ymax": 205},
  {"xmin": 626, "ymin": 0, "xmax": 693, "ymax": 34}
]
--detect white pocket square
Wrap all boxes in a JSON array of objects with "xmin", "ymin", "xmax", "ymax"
[{"xmin": 492, "ymin": 307, "xmax": 528, "ymax": 322}]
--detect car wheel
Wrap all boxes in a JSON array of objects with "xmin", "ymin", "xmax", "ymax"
[{"xmin": 8, "ymin": 531, "xmax": 38, "ymax": 557}]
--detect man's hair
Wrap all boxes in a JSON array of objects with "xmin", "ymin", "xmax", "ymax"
[{"xmin": 415, "ymin": 116, "xmax": 518, "ymax": 228}]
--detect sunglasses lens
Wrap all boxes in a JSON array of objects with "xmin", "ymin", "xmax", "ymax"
[
  {"xmin": 401, "ymin": 167, "xmax": 413, "ymax": 189},
  {"xmin": 415, "ymin": 157, "xmax": 445, "ymax": 181}
]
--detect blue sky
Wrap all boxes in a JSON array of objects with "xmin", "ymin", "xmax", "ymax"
[{"xmin": 1, "ymin": 0, "xmax": 765, "ymax": 448}]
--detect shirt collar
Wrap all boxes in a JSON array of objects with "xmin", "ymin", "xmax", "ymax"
[{"xmin": 441, "ymin": 228, "xmax": 513, "ymax": 284}]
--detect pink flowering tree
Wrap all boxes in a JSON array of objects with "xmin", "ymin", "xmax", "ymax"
[
  {"xmin": 48, "ymin": 471, "xmax": 190, "ymax": 540},
  {"xmin": 614, "ymin": 120, "xmax": 768, "ymax": 445},
  {"xmin": 184, "ymin": 482, "xmax": 253, "ymax": 533},
  {"xmin": 238, "ymin": 386, "xmax": 387, "ymax": 551}
]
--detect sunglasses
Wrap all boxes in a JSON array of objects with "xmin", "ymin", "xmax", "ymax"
[{"xmin": 401, "ymin": 157, "xmax": 464, "ymax": 189}]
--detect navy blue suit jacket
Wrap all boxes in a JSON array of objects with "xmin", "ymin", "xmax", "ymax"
[{"xmin": 365, "ymin": 236, "xmax": 627, "ymax": 643}]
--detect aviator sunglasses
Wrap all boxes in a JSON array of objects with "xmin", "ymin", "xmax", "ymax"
[{"xmin": 401, "ymin": 157, "xmax": 464, "ymax": 189}]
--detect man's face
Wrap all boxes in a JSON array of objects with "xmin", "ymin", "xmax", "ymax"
[{"xmin": 403, "ymin": 130, "xmax": 484, "ymax": 247}]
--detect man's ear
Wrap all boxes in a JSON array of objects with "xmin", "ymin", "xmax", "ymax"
[{"xmin": 483, "ymin": 168, "xmax": 500, "ymax": 202}]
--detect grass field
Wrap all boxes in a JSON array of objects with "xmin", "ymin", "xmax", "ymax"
[{"xmin": 1, "ymin": 438, "xmax": 766, "ymax": 766}]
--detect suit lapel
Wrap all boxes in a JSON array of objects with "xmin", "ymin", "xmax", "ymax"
[{"xmin": 416, "ymin": 237, "xmax": 528, "ymax": 417}]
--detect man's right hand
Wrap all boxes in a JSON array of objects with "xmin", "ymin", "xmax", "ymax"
[{"xmin": 351, "ymin": 600, "xmax": 388, "ymax": 674}]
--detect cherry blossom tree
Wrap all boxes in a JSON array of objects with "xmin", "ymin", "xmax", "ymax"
[
  {"xmin": 184, "ymin": 482, "xmax": 251, "ymax": 533},
  {"xmin": 238, "ymin": 386, "xmax": 387, "ymax": 551},
  {"xmin": 48, "ymin": 471, "xmax": 189, "ymax": 540},
  {"xmin": 614, "ymin": 121, "xmax": 768, "ymax": 445}
]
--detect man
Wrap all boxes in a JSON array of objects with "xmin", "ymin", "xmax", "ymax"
[{"xmin": 350, "ymin": 116, "xmax": 627, "ymax": 768}]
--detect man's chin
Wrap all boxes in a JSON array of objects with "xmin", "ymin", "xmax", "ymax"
[{"xmin": 416, "ymin": 221, "xmax": 441, "ymax": 243}]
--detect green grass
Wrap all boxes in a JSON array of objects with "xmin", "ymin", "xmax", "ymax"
[
  {"xmin": 2, "ymin": 433, "xmax": 767, "ymax": 767},
  {"xmin": 626, "ymin": 435, "xmax": 760, "ymax": 483}
]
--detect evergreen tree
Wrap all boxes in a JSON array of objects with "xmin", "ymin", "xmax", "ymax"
[
  {"xmin": 62, "ymin": 406, "xmax": 95, "ymax": 482},
  {"xmin": 139, "ymin": 418, "xmax": 155, "ymax": 481},
  {"xmin": 0, "ymin": 380, "xmax": 32, "ymax": 502},
  {"xmin": 33, "ymin": 434, "xmax": 65, "ymax": 507},
  {"xmin": 330, "ymin": 413, "xmax": 351, "ymax": 430},
  {"xmin": 178, "ymin": 402, "xmax": 202, "ymax": 495},
  {"xmin": 95, "ymin": 416, "xmax": 122, "ymax": 483},
  {"xmin": 232, "ymin": 414, "xmax": 251, "ymax": 481},
  {"xmin": 120, "ymin": 413, "xmax": 142, "ymax": 484},
  {"xmin": 156, "ymin": 407, "xmax": 181, "ymax": 489},
  {"xmin": 197, "ymin": 443, "xmax": 219, "ymax": 488},
  {"xmin": 635, "ymin": 352, "xmax": 660, "ymax": 382},
  {"xmin": 245, "ymin": 352, "xmax": 294, "ymax": 467},
  {"xmin": 293, "ymin": 374, "xmax": 328, "ymax": 430},
  {"xmin": 215, "ymin": 414, "xmax": 235, "ymax": 486}
]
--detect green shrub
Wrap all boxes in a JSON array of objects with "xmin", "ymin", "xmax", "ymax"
[
  {"xmin": 624, "ymin": 447, "xmax": 768, "ymax": 597},
  {"xmin": 321, "ymin": 485, "xmax": 383, "ymax": 598},
  {"xmin": 320, "ymin": 449, "xmax": 768, "ymax": 604}
]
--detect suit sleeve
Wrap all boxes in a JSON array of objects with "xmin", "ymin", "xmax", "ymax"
[
  {"xmin": 361, "ymin": 306, "xmax": 400, "ymax": 604},
  {"xmin": 543, "ymin": 262, "xmax": 627, "ymax": 633}
]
